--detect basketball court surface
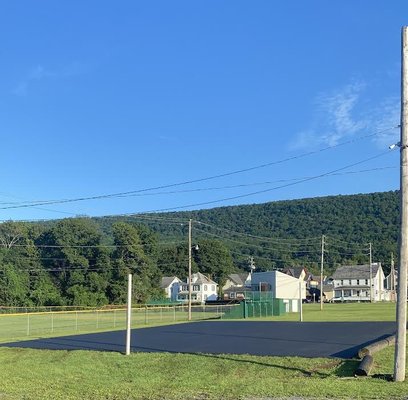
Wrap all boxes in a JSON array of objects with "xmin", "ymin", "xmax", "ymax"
[{"xmin": 0, "ymin": 321, "xmax": 396, "ymax": 359}]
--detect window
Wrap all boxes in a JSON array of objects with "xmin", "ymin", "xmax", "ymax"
[
  {"xmin": 357, "ymin": 280, "xmax": 360, "ymax": 285},
  {"xmin": 204, "ymin": 285, "xmax": 208, "ymax": 291},
  {"xmin": 204, "ymin": 294, "xmax": 207, "ymax": 300},
  {"xmin": 212, "ymin": 285, "xmax": 215, "ymax": 291},
  {"xmin": 340, "ymin": 280, "xmax": 344, "ymax": 285},
  {"xmin": 193, "ymin": 285, "xmax": 200, "ymax": 291},
  {"xmin": 349, "ymin": 280, "xmax": 352, "ymax": 285},
  {"xmin": 365, "ymin": 279, "xmax": 368, "ymax": 285},
  {"xmin": 182, "ymin": 285, "xmax": 188, "ymax": 291},
  {"xmin": 229, "ymin": 292, "xmax": 236, "ymax": 299}
]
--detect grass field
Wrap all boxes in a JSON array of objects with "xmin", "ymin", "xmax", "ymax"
[
  {"xmin": 0, "ymin": 302, "xmax": 405, "ymax": 399},
  {"xmin": 0, "ymin": 304, "xmax": 230, "ymax": 343}
]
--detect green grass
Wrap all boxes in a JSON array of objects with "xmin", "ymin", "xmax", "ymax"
[
  {"xmin": 0, "ymin": 305, "xmax": 227, "ymax": 343},
  {"xmin": 0, "ymin": 302, "xmax": 405, "ymax": 399},
  {"xmin": 0, "ymin": 344, "xmax": 406, "ymax": 400},
  {"xmin": 270, "ymin": 302, "xmax": 398, "ymax": 322}
]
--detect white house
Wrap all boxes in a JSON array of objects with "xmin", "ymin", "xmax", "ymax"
[
  {"xmin": 177, "ymin": 272, "xmax": 218, "ymax": 304},
  {"xmin": 160, "ymin": 276, "xmax": 182, "ymax": 301},
  {"xmin": 222, "ymin": 272, "xmax": 251, "ymax": 300},
  {"xmin": 251, "ymin": 270, "xmax": 305, "ymax": 312},
  {"xmin": 331, "ymin": 263, "xmax": 386, "ymax": 302}
]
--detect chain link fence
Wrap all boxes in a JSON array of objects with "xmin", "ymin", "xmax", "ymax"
[{"xmin": 0, "ymin": 304, "xmax": 239, "ymax": 343}]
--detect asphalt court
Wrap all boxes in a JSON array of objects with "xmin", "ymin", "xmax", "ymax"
[{"xmin": 0, "ymin": 321, "xmax": 396, "ymax": 359}]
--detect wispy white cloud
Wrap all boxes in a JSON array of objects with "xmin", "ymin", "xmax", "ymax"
[
  {"xmin": 12, "ymin": 62, "xmax": 87, "ymax": 96},
  {"xmin": 369, "ymin": 96, "xmax": 400, "ymax": 148},
  {"xmin": 290, "ymin": 81, "xmax": 400, "ymax": 150}
]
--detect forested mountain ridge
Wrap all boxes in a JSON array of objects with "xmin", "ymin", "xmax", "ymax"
[
  {"xmin": 0, "ymin": 191, "xmax": 400, "ymax": 308},
  {"xmin": 97, "ymin": 191, "xmax": 399, "ymax": 273}
]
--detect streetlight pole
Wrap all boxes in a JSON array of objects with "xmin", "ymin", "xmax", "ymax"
[
  {"xmin": 394, "ymin": 25, "xmax": 408, "ymax": 383},
  {"xmin": 188, "ymin": 218, "xmax": 192, "ymax": 321}
]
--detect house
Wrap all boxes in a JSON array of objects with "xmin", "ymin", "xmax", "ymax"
[
  {"xmin": 331, "ymin": 263, "xmax": 386, "ymax": 302},
  {"xmin": 306, "ymin": 275, "xmax": 332, "ymax": 302},
  {"xmin": 177, "ymin": 272, "xmax": 218, "ymax": 304},
  {"xmin": 223, "ymin": 272, "xmax": 251, "ymax": 290},
  {"xmin": 282, "ymin": 266, "xmax": 309, "ymax": 282},
  {"xmin": 384, "ymin": 269, "xmax": 397, "ymax": 301},
  {"xmin": 222, "ymin": 272, "xmax": 251, "ymax": 301},
  {"xmin": 160, "ymin": 276, "xmax": 182, "ymax": 302},
  {"xmin": 251, "ymin": 270, "xmax": 305, "ymax": 312}
]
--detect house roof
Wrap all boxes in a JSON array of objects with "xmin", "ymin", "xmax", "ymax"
[
  {"xmin": 227, "ymin": 273, "xmax": 249, "ymax": 286},
  {"xmin": 282, "ymin": 266, "xmax": 307, "ymax": 279},
  {"xmin": 191, "ymin": 272, "xmax": 218, "ymax": 285},
  {"xmin": 332, "ymin": 263, "xmax": 381, "ymax": 280},
  {"xmin": 160, "ymin": 276, "xmax": 180, "ymax": 289}
]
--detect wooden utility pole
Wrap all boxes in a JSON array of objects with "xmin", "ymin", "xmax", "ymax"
[
  {"xmin": 394, "ymin": 25, "xmax": 408, "ymax": 383},
  {"xmin": 320, "ymin": 234, "xmax": 325, "ymax": 311},
  {"xmin": 188, "ymin": 218, "xmax": 192, "ymax": 321},
  {"xmin": 369, "ymin": 243, "xmax": 373, "ymax": 302}
]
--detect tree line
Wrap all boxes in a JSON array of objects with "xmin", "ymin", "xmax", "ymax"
[
  {"xmin": 0, "ymin": 219, "xmax": 234, "ymax": 307},
  {"xmin": 0, "ymin": 190, "xmax": 400, "ymax": 307}
]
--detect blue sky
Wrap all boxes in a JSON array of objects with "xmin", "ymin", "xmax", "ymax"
[{"xmin": 0, "ymin": 1, "xmax": 406, "ymax": 221}]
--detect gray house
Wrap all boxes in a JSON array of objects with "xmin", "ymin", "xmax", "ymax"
[{"xmin": 331, "ymin": 263, "xmax": 385, "ymax": 302}]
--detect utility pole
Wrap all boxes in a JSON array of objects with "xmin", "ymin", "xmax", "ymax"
[
  {"xmin": 188, "ymin": 218, "xmax": 192, "ymax": 321},
  {"xmin": 369, "ymin": 242, "xmax": 373, "ymax": 302},
  {"xmin": 249, "ymin": 256, "xmax": 256, "ymax": 275},
  {"xmin": 394, "ymin": 25, "xmax": 408, "ymax": 383},
  {"xmin": 320, "ymin": 234, "xmax": 325, "ymax": 311}
]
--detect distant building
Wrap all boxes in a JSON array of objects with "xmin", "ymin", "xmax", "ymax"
[
  {"xmin": 331, "ymin": 263, "xmax": 386, "ymax": 302},
  {"xmin": 222, "ymin": 272, "xmax": 251, "ymax": 301},
  {"xmin": 160, "ymin": 276, "xmax": 182, "ymax": 302},
  {"xmin": 282, "ymin": 266, "xmax": 309, "ymax": 282},
  {"xmin": 251, "ymin": 270, "xmax": 305, "ymax": 312},
  {"xmin": 177, "ymin": 272, "xmax": 218, "ymax": 304}
]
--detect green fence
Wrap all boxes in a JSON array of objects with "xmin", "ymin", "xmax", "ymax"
[{"xmin": 223, "ymin": 298, "xmax": 286, "ymax": 319}]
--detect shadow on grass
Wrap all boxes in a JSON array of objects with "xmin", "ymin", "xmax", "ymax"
[
  {"xmin": 189, "ymin": 352, "xmax": 332, "ymax": 378},
  {"xmin": 332, "ymin": 359, "xmax": 360, "ymax": 377}
]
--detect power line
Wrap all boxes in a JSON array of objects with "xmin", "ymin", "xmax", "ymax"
[
  {"xmin": 194, "ymin": 220, "xmax": 321, "ymax": 243},
  {"xmin": 194, "ymin": 227, "xmax": 319, "ymax": 252},
  {"xmin": 136, "ymin": 149, "xmax": 394, "ymax": 214},
  {"xmin": 0, "ymin": 126, "xmax": 397, "ymax": 211}
]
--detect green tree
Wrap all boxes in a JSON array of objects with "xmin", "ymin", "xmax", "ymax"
[
  {"xmin": 38, "ymin": 218, "xmax": 111, "ymax": 306},
  {"xmin": 109, "ymin": 222, "xmax": 162, "ymax": 304},
  {"xmin": 192, "ymin": 239, "xmax": 235, "ymax": 295}
]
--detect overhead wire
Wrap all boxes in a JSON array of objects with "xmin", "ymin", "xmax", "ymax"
[
  {"xmin": 0, "ymin": 125, "xmax": 398, "ymax": 211},
  {"xmin": 131, "ymin": 149, "xmax": 396, "ymax": 214}
]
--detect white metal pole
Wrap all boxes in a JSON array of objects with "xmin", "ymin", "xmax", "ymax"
[
  {"xmin": 299, "ymin": 281, "xmax": 303, "ymax": 322},
  {"xmin": 188, "ymin": 218, "xmax": 192, "ymax": 321},
  {"xmin": 125, "ymin": 273, "xmax": 132, "ymax": 356},
  {"xmin": 395, "ymin": 25, "xmax": 408, "ymax": 383}
]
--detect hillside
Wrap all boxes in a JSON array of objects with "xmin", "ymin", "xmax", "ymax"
[
  {"xmin": 0, "ymin": 191, "xmax": 399, "ymax": 308},
  {"xmin": 97, "ymin": 191, "xmax": 400, "ymax": 274}
]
